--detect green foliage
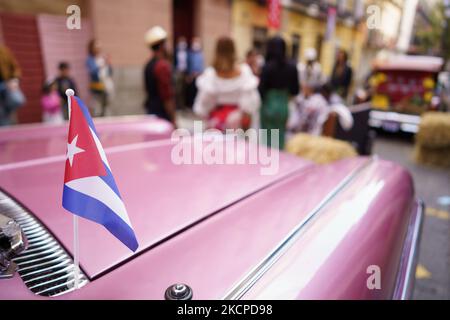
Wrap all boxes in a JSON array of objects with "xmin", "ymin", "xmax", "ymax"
[{"xmin": 415, "ymin": 1, "xmax": 449, "ymax": 59}]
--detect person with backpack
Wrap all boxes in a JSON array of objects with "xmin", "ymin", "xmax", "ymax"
[
  {"xmin": 86, "ymin": 39, "xmax": 114, "ymax": 117},
  {"xmin": 0, "ymin": 45, "xmax": 25, "ymax": 126}
]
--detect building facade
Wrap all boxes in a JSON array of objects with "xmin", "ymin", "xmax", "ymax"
[
  {"xmin": 1, "ymin": 0, "xmax": 417, "ymax": 124},
  {"xmin": 0, "ymin": 0, "xmax": 231, "ymax": 123},
  {"xmin": 232, "ymin": 0, "xmax": 367, "ymax": 77}
]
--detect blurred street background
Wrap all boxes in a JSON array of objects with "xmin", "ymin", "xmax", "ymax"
[{"xmin": 0, "ymin": 0, "xmax": 449, "ymax": 299}]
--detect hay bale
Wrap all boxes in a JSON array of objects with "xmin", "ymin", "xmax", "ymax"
[
  {"xmin": 416, "ymin": 112, "xmax": 450, "ymax": 148},
  {"xmin": 414, "ymin": 145, "xmax": 450, "ymax": 168},
  {"xmin": 414, "ymin": 112, "xmax": 450, "ymax": 168},
  {"xmin": 286, "ymin": 133, "xmax": 357, "ymax": 164}
]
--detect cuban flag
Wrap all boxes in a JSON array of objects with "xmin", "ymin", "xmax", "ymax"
[{"xmin": 62, "ymin": 90, "xmax": 138, "ymax": 251}]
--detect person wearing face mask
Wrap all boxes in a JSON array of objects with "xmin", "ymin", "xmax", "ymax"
[
  {"xmin": 186, "ymin": 37, "xmax": 204, "ymax": 109},
  {"xmin": 174, "ymin": 37, "xmax": 188, "ymax": 110}
]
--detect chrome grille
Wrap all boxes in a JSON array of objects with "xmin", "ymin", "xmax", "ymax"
[{"xmin": 0, "ymin": 190, "xmax": 88, "ymax": 296}]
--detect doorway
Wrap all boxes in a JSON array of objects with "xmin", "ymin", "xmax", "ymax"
[{"xmin": 172, "ymin": 0, "xmax": 196, "ymax": 48}]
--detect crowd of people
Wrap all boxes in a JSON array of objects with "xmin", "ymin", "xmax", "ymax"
[
  {"xmin": 0, "ymin": 39, "xmax": 114, "ymax": 126},
  {"xmin": 143, "ymin": 26, "xmax": 355, "ymax": 149},
  {"xmin": 0, "ymin": 27, "xmax": 356, "ymax": 150}
]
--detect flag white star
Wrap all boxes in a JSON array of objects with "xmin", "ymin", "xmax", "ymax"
[{"xmin": 66, "ymin": 135, "xmax": 85, "ymax": 167}]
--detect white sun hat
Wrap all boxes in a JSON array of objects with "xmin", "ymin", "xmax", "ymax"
[
  {"xmin": 145, "ymin": 26, "xmax": 168, "ymax": 46},
  {"xmin": 305, "ymin": 48, "xmax": 317, "ymax": 61}
]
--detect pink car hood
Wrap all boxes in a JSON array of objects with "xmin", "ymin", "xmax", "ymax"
[
  {"xmin": 0, "ymin": 119, "xmax": 312, "ymax": 278},
  {"xmin": 0, "ymin": 115, "xmax": 173, "ymax": 165},
  {"xmin": 0, "ymin": 118, "xmax": 418, "ymax": 299}
]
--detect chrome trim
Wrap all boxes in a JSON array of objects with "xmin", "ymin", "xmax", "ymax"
[
  {"xmin": 0, "ymin": 212, "xmax": 27, "ymax": 279},
  {"xmin": 370, "ymin": 110, "xmax": 421, "ymax": 125},
  {"xmin": 223, "ymin": 157, "xmax": 375, "ymax": 300},
  {"xmin": 28, "ymin": 272, "xmax": 76, "ymax": 290},
  {"xmin": 36, "ymin": 279, "xmax": 76, "ymax": 295},
  {"xmin": 393, "ymin": 199, "xmax": 425, "ymax": 300},
  {"xmin": 15, "ymin": 246, "xmax": 63, "ymax": 263},
  {"xmin": 16, "ymin": 250, "xmax": 66, "ymax": 268},
  {"xmin": 27, "ymin": 238, "xmax": 55, "ymax": 249},
  {"xmin": 0, "ymin": 190, "xmax": 88, "ymax": 296},
  {"xmin": 27, "ymin": 233, "xmax": 49, "ymax": 241},
  {"xmin": 165, "ymin": 283, "xmax": 194, "ymax": 300},
  {"xmin": 20, "ymin": 259, "xmax": 72, "ymax": 278},
  {"xmin": 24, "ymin": 265, "xmax": 74, "ymax": 284},
  {"xmin": 16, "ymin": 241, "xmax": 58, "ymax": 255},
  {"xmin": 369, "ymin": 110, "xmax": 421, "ymax": 133}
]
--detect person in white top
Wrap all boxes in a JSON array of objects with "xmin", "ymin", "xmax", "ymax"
[
  {"xmin": 288, "ymin": 48, "xmax": 323, "ymax": 133},
  {"xmin": 298, "ymin": 48, "xmax": 323, "ymax": 96},
  {"xmin": 194, "ymin": 37, "xmax": 260, "ymax": 131},
  {"xmin": 294, "ymin": 83, "xmax": 353, "ymax": 136}
]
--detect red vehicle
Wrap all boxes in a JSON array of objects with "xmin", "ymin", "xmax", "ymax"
[{"xmin": 368, "ymin": 55, "xmax": 444, "ymax": 133}]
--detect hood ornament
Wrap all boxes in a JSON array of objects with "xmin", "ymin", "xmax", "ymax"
[
  {"xmin": 0, "ymin": 214, "xmax": 27, "ymax": 279},
  {"xmin": 165, "ymin": 283, "xmax": 193, "ymax": 300}
]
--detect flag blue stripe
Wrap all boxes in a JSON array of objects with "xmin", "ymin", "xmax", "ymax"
[
  {"xmin": 100, "ymin": 163, "xmax": 121, "ymax": 199},
  {"xmin": 63, "ymin": 185, "xmax": 138, "ymax": 252},
  {"xmin": 74, "ymin": 96, "xmax": 99, "ymax": 137}
]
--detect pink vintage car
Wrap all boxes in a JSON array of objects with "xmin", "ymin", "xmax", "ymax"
[{"xmin": 0, "ymin": 115, "xmax": 423, "ymax": 299}]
